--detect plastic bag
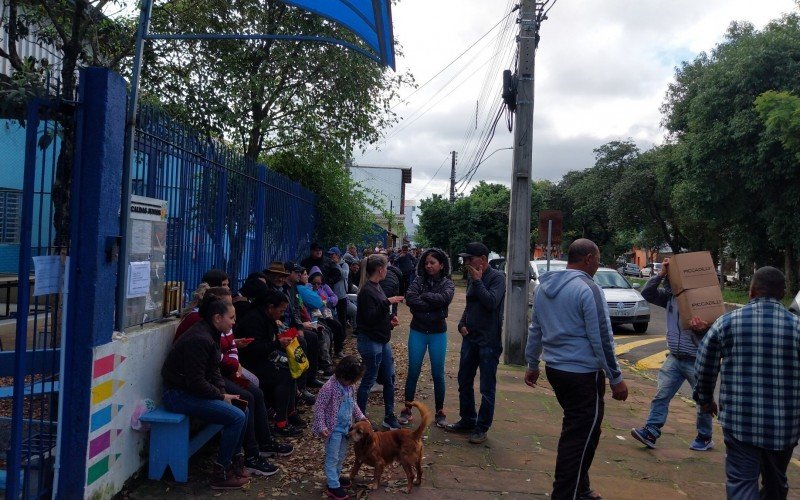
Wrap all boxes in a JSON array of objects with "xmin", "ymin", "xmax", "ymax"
[{"xmin": 285, "ymin": 337, "xmax": 309, "ymax": 379}]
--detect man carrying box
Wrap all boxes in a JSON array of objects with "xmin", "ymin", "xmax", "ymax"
[
  {"xmin": 694, "ymin": 266, "xmax": 800, "ymax": 498},
  {"xmin": 630, "ymin": 257, "xmax": 715, "ymax": 451}
]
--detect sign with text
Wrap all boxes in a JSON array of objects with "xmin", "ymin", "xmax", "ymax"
[{"xmin": 537, "ymin": 210, "xmax": 563, "ymax": 245}]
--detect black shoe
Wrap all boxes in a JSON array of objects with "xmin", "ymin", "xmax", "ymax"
[
  {"xmin": 445, "ymin": 419, "xmax": 475, "ymax": 434},
  {"xmin": 320, "ymin": 367, "xmax": 334, "ymax": 377},
  {"xmin": 288, "ymin": 414, "xmax": 307, "ymax": 428},
  {"xmin": 299, "ymin": 390, "xmax": 316, "ymax": 405},
  {"xmin": 339, "ymin": 476, "xmax": 352, "ymax": 489},
  {"xmin": 274, "ymin": 424, "xmax": 303, "ymax": 437},
  {"xmin": 259, "ymin": 440, "xmax": 294, "ymax": 458},
  {"xmin": 244, "ymin": 455, "xmax": 279, "ymax": 477},
  {"xmin": 308, "ymin": 379, "xmax": 325, "ymax": 388},
  {"xmin": 325, "ymin": 486, "xmax": 349, "ymax": 500}
]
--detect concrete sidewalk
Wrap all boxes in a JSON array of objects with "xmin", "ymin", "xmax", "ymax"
[{"xmin": 126, "ymin": 282, "xmax": 800, "ymax": 499}]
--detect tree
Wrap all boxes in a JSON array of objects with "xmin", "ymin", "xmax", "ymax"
[
  {"xmin": 662, "ymin": 15, "xmax": 800, "ymax": 282},
  {"xmin": 416, "ymin": 194, "xmax": 452, "ymax": 252}
]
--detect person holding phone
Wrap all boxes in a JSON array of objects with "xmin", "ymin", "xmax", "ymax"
[
  {"xmin": 355, "ymin": 253, "xmax": 405, "ymax": 429},
  {"xmin": 161, "ymin": 295, "xmax": 249, "ymax": 490}
]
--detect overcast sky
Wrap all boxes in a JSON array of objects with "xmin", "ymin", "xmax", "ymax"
[{"xmin": 352, "ymin": 0, "xmax": 798, "ymax": 203}]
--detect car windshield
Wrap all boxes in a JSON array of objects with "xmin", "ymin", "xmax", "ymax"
[
  {"xmin": 533, "ymin": 261, "xmax": 567, "ymax": 272},
  {"xmin": 594, "ymin": 270, "xmax": 632, "ymax": 289}
]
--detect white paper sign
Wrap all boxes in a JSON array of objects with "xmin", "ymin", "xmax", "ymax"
[
  {"xmin": 127, "ymin": 261, "xmax": 151, "ymax": 298},
  {"xmin": 32, "ymin": 255, "xmax": 62, "ymax": 296},
  {"xmin": 131, "ymin": 219, "xmax": 153, "ymax": 255}
]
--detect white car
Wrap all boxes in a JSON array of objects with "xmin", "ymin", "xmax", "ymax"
[
  {"xmin": 790, "ymin": 290, "xmax": 800, "ymax": 315},
  {"xmin": 488, "ymin": 258, "xmax": 568, "ymax": 305},
  {"xmin": 593, "ymin": 268, "xmax": 650, "ymax": 333}
]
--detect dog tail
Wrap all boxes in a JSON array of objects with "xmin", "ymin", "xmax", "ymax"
[{"xmin": 409, "ymin": 401, "xmax": 432, "ymax": 441}]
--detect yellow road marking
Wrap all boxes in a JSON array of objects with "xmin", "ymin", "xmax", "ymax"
[
  {"xmin": 792, "ymin": 458, "xmax": 800, "ymax": 470},
  {"xmin": 635, "ymin": 350, "xmax": 669, "ymax": 370},
  {"xmin": 615, "ymin": 337, "xmax": 664, "ymax": 356}
]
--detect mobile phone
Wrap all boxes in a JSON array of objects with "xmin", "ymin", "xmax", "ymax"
[
  {"xmin": 237, "ymin": 337, "xmax": 254, "ymax": 347},
  {"xmin": 231, "ymin": 397, "xmax": 248, "ymax": 411}
]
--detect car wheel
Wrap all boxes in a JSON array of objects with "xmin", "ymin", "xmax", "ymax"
[{"xmin": 633, "ymin": 322, "xmax": 648, "ymax": 334}]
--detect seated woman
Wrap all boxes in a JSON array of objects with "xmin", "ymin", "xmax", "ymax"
[
  {"xmin": 308, "ymin": 268, "xmax": 346, "ymax": 359},
  {"xmin": 235, "ymin": 288, "xmax": 304, "ymax": 437},
  {"xmin": 161, "ymin": 295, "xmax": 249, "ymax": 490}
]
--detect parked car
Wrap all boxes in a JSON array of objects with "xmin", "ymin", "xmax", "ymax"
[
  {"xmin": 639, "ymin": 262, "xmax": 663, "ymax": 278},
  {"xmin": 488, "ymin": 258, "xmax": 568, "ymax": 305},
  {"xmin": 593, "ymin": 268, "xmax": 650, "ymax": 333},
  {"xmin": 790, "ymin": 289, "xmax": 800, "ymax": 315},
  {"xmin": 619, "ymin": 263, "xmax": 642, "ymax": 277}
]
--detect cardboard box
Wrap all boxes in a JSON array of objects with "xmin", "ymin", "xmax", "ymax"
[
  {"xmin": 676, "ymin": 285, "xmax": 725, "ymax": 329},
  {"xmin": 668, "ymin": 251, "xmax": 718, "ymax": 295}
]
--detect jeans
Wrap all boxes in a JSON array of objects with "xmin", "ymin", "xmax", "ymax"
[
  {"xmin": 405, "ymin": 329, "xmax": 447, "ymax": 411},
  {"xmin": 356, "ymin": 335, "xmax": 396, "ymax": 418},
  {"xmin": 723, "ymin": 429, "xmax": 794, "ymax": 499},
  {"xmin": 644, "ymin": 353, "xmax": 712, "ymax": 439},
  {"xmin": 546, "ymin": 367, "xmax": 605, "ymax": 500},
  {"xmin": 162, "ymin": 388, "xmax": 246, "ymax": 467},
  {"xmin": 456, "ymin": 337, "xmax": 500, "ymax": 432},
  {"xmin": 325, "ymin": 390, "xmax": 353, "ymax": 488}
]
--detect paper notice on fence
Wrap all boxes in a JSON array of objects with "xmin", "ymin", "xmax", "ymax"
[
  {"xmin": 32, "ymin": 255, "xmax": 62, "ymax": 296},
  {"xmin": 127, "ymin": 261, "xmax": 151, "ymax": 298},
  {"xmin": 131, "ymin": 219, "xmax": 153, "ymax": 255}
]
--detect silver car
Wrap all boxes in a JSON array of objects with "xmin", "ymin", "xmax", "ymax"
[{"xmin": 594, "ymin": 268, "xmax": 651, "ymax": 333}]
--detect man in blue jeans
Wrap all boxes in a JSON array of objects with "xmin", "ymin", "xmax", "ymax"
[
  {"xmin": 445, "ymin": 242, "xmax": 505, "ymax": 445},
  {"xmin": 630, "ymin": 257, "xmax": 714, "ymax": 451},
  {"xmin": 694, "ymin": 266, "xmax": 800, "ymax": 499}
]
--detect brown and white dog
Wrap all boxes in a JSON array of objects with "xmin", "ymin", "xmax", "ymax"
[{"xmin": 348, "ymin": 401, "xmax": 432, "ymax": 493}]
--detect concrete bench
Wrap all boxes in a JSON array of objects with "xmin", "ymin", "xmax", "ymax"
[{"xmin": 140, "ymin": 408, "xmax": 223, "ymax": 483}]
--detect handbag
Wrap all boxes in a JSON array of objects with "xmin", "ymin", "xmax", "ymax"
[{"xmin": 285, "ymin": 336, "xmax": 309, "ymax": 379}]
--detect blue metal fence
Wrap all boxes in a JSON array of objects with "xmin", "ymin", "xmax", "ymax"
[
  {"xmin": 131, "ymin": 105, "xmax": 316, "ymax": 305},
  {"xmin": 3, "ymin": 91, "xmax": 69, "ymax": 498}
]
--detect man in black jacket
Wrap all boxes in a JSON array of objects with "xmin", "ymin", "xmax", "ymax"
[{"xmin": 445, "ymin": 242, "xmax": 506, "ymax": 445}]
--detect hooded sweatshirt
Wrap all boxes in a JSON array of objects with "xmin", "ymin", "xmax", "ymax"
[
  {"xmin": 641, "ymin": 274, "xmax": 700, "ymax": 358},
  {"xmin": 405, "ymin": 248, "xmax": 455, "ymax": 333},
  {"xmin": 526, "ymin": 269, "xmax": 623, "ymax": 385}
]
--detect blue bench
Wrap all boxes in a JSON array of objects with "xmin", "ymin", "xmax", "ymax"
[
  {"xmin": 140, "ymin": 408, "xmax": 223, "ymax": 483},
  {"xmin": 0, "ymin": 380, "xmax": 59, "ymax": 399}
]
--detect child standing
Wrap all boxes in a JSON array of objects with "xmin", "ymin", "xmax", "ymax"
[{"xmin": 312, "ymin": 356, "xmax": 367, "ymax": 500}]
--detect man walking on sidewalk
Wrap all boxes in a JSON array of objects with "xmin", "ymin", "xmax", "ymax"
[
  {"xmin": 694, "ymin": 266, "xmax": 800, "ymax": 499},
  {"xmin": 445, "ymin": 242, "xmax": 505, "ymax": 445},
  {"xmin": 525, "ymin": 238, "xmax": 628, "ymax": 500},
  {"xmin": 630, "ymin": 257, "xmax": 714, "ymax": 451}
]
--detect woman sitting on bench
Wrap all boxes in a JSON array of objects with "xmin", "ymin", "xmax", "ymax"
[{"xmin": 161, "ymin": 294, "xmax": 250, "ymax": 490}]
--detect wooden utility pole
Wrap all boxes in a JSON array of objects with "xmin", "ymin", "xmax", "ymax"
[
  {"xmin": 503, "ymin": 0, "xmax": 544, "ymax": 365},
  {"xmin": 449, "ymin": 151, "xmax": 457, "ymax": 203}
]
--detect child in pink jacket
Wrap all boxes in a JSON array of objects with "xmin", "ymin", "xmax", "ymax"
[{"xmin": 312, "ymin": 356, "xmax": 366, "ymax": 500}]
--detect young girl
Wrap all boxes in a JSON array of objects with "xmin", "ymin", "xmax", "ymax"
[{"xmin": 312, "ymin": 356, "xmax": 367, "ymax": 500}]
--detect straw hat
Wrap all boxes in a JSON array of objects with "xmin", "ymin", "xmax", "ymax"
[{"xmin": 264, "ymin": 261, "xmax": 290, "ymax": 276}]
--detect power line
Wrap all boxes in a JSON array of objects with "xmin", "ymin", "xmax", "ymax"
[{"xmin": 409, "ymin": 155, "xmax": 451, "ymax": 200}]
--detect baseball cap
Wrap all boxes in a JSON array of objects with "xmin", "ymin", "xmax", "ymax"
[
  {"xmin": 283, "ymin": 261, "xmax": 304, "ymax": 273},
  {"xmin": 343, "ymin": 253, "xmax": 357, "ymax": 265},
  {"xmin": 459, "ymin": 242, "xmax": 490, "ymax": 259},
  {"xmin": 327, "ymin": 246, "xmax": 342, "ymax": 256}
]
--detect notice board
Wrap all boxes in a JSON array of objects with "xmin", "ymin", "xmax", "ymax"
[{"xmin": 125, "ymin": 195, "xmax": 168, "ymax": 327}]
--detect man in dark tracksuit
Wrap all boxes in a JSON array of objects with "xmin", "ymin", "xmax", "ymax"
[{"xmin": 445, "ymin": 242, "xmax": 505, "ymax": 444}]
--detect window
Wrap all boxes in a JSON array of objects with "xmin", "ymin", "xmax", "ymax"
[{"xmin": 0, "ymin": 189, "xmax": 22, "ymax": 244}]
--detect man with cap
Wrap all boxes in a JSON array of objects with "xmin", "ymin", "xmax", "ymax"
[
  {"xmin": 445, "ymin": 242, "xmax": 506, "ymax": 445},
  {"xmin": 301, "ymin": 242, "xmax": 325, "ymax": 273},
  {"xmin": 324, "ymin": 247, "xmax": 349, "ymax": 332}
]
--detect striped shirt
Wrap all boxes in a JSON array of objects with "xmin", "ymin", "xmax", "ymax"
[{"xmin": 694, "ymin": 297, "xmax": 800, "ymax": 450}]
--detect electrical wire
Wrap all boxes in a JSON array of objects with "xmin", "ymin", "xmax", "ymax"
[{"xmin": 408, "ymin": 154, "xmax": 451, "ymax": 200}]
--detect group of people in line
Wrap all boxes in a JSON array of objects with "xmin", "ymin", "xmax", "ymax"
[{"xmin": 158, "ymin": 236, "xmax": 800, "ymax": 500}]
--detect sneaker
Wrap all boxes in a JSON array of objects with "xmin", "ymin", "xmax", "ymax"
[
  {"xmin": 308, "ymin": 379, "xmax": 325, "ymax": 388},
  {"xmin": 299, "ymin": 390, "xmax": 316, "ymax": 405},
  {"xmin": 244, "ymin": 455, "xmax": 279, "ymax": 477},
  {"xmin": 210, "ymin": 462, "xmax": 249, "ymax": 490},
  {"xmin": 288, "ymin": 414, "xmax": 307, "ymax": 428},
  {"xmin": 382, "ymin": 414, "xmax": 401, "ymax": 430},
  {"xmin": 259, "ymin": 440, "xmax": 294, "ymax": 458},
  {"xmin": 325, "ymin": 486, "xmax": 350, "ymax": 500},
  {"xmin": 274, "ymin": 424, "xmax": 303, "ymax": 437},
  {"xmin": 689, "ymin": 435, "xmax": 714, "ymax": 451},
  {"xmin": 398, "ymin": 407, "xmax": 414, "ymax": 426},
  {"xmin": 320, "ymin": 367, "xmax": 334, "ymax": 377},
  {"xmin": 631, "ymin": 427, "xmax": 657, "ymax": 449},
  {"xmin": 445, "ymin": 419, "xmax": 475, "ymax": 434},
  {"xmin": 434, "ymin": 410, "xmax": 448, "ymax": 428},
  {"xmin": 469, "ymin": 430, "xmax": 487, "ymax": 444},
  {"xmin": 339, "ymin": 476, "xmax": 352, "ymax": 489}
]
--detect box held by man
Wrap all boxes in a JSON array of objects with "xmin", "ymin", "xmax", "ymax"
[
  {"xmin": 676, "ymin": 285, "xmax": 725, "ymax": 329},
  {"xmin": 668, "ymin": 251, "xmax": 718, "ymax": 295}
]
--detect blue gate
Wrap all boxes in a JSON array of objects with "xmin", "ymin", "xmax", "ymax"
[{"xmin": 2, "ymin": 94, "xmax": 73, "ymax": 498}]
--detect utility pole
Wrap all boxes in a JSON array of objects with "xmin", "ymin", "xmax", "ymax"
[
  {"xmin": 503, "ymin": 0, "xmax": 545, "ymax": 365},
  {"xmin": 449, "ymin": 151, "xmax": 457, "ymax": 203}
]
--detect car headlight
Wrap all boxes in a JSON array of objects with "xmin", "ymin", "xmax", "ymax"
[{"xmin": 637, "ymin": 300, "xmax": 648, "ymax": 308}]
